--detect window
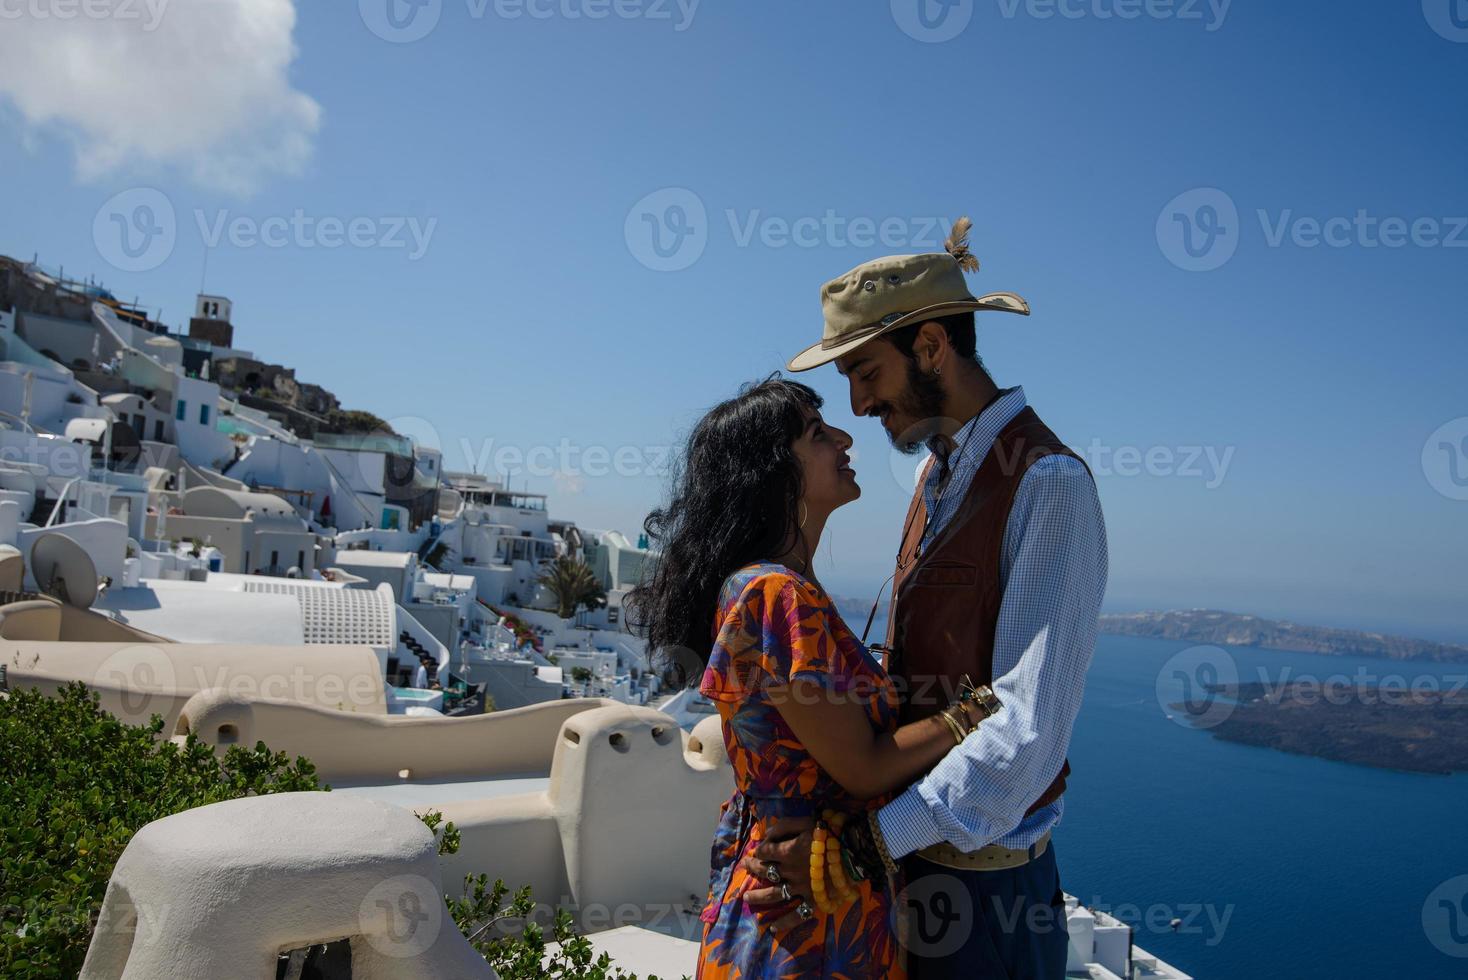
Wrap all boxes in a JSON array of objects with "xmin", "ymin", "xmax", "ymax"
[
  {"xmin": 175, "ymin": 400, "xmax": 186, "ymax": 421},
  {"xmin": 270, "ymin": 550, "xmax": 279, "ymax": 570},
  {"xmin": 154, "ymin": 419, "xmax": 164, "ymax": 441},
  {"xmin": 199, "ymin": 404, "xmax": 209, "ymax": 425},
  {"xmin": 297, "ymin": 550, "xmax": 305, "ymax": 571}
]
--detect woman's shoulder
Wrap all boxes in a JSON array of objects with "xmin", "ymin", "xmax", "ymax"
[
  {"xmin": 718, "ymin": 562, "xmax": 826, "ymax": 610},
  {"xmin": 704, "ymin": 562, "xmax": 847, "ymax": 702}
]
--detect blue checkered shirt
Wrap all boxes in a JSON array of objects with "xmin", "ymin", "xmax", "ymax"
[{"xmin": 876, "ymin": 387, "xmax": 1108, "ymax": 858}]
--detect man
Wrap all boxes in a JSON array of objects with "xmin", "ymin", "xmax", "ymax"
[{"xmin": 743, "ymin": 218, "xmax": 1107, "ymax": 979}]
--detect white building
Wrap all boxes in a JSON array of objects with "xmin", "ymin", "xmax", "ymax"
[
  {"xmin": 224, "ymin": 430, "xmax": 377, "ymax": 532},
  {"xmin": 439, "ymin": 472, "xmax": 561, "ymax": 608},
  {"xmin": 146, "ymin": 485, "xmax": 319, "ymax": 576}
]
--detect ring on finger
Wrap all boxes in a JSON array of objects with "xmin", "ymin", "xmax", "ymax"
[
  {"xmin": 764, "ymin": 862, "xmax": 782, "ymax": 885},
  {"xmin": 796, "ymin": 901, "xmax": 814, "ymax": 920},
  {"xmin": 779, "ymin": 882, "xmax": 793, "ymax": 902}
]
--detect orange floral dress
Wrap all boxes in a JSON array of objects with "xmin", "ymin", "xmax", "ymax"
[{"xmin": 696, "ymin": 562, "xmax": 905, "ymax": 979}]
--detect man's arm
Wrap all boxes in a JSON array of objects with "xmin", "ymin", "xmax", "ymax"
[{"xmin": 876, "ymin": 454, "xmax": 1108, "ymax": 858}]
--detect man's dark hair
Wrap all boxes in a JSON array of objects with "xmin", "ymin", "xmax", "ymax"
[{"xmin": 881, "ymin": 311, "xmax": 983, "ymax": 368}]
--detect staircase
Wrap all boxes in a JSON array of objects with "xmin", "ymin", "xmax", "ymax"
[{"xmin": 399, "ymin": 630, "xmax": 437, "ymax": 685}]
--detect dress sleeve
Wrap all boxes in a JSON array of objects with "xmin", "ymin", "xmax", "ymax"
[{"xmin": 700, "ymin": 573, "xmax": 846, "ymax": 703}]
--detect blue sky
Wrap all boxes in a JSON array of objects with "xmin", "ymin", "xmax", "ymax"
[{"xmin": 1, "ymin": 0, "xmax": 1465, "ymax": 641}]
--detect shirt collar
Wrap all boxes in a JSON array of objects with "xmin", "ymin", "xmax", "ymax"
[{"xmin": 928, "ymin": 386, "xmax": 1027, "ymax": 469}]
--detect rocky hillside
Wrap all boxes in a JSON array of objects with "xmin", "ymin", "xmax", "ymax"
[{"xmin": 1100, "ymin": 609, "xmax": 1468, "ymax": 663}]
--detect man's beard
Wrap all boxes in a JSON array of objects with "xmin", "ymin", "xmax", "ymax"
[{"xmin": 883, "ymin": 360, "xmax": 948, "ymax": 455}]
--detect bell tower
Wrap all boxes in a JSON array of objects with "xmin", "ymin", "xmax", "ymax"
[{"xmin": 189, "ymin": 293, "xmax": 234, "ymax": 348}]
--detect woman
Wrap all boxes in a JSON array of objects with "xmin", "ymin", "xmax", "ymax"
[{"xmin": 628, "ymin": 376, "xmax": 996, "ymax": 979}]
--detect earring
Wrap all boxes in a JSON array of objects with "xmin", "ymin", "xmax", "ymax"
[
  {"xmin": 934, "ymin": 365, "xmax": 942, "ymax": 376},
  {"xmin": 799, "ymin": 500, "xmax": 808, "ymax": 530}
]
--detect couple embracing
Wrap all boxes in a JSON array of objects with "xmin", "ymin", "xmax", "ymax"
[{"xmin": 629, "ymin": 218, "xmax": 1107, "ymax": 979}]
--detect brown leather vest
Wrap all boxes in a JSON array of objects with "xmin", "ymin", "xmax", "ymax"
[{"xmin": 884, "ymin": 406, "xmax": 1086, "ymax": 817}]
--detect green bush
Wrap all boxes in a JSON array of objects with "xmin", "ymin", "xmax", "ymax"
[
  {"xmin": 323, "ymin": 409, "xmax": 394, "ymax": 435},
  {"xmin": 0, "ymin": 683, "xmax": 323, "ymax": 978},
  {"xmin": 447, "ymin": 876, "xmax": 676, "ymax": 980},
  {"xmin": 1, "ymin": 685, "xmax": 680, "ymax": 979}
]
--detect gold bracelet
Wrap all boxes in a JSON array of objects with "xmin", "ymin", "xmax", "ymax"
[
  {"xmin": 937, "ymin": 707, "xmax": 966, "ymax": 745},
  {"xmin": 948, "ymin": 702, "xmax": 979, "ymax": 737}
]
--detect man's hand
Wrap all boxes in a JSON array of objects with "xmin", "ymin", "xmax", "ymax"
[{"xmin": 740, "ymin": 816, "xmax": 816, "ymax": 930}]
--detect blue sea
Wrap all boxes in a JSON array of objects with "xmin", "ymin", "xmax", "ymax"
[
  {"xmin": 1052, "ymin": 635, "xmax": 1468, "ymax": 979},
  {"xmin": 850, "ymin": 614, "xmax": 1468, "ymax": 978}
]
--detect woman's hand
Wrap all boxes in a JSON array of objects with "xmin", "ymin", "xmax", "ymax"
[{"xmin": 740, "ymin": 816, "xmax": 815, "ymax": 928}]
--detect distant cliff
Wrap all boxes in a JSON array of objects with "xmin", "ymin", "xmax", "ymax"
[
  {"xmin": 1178, "ymin": 682, "xmax": 1468, "ymax": 775},
  {"xmin": 1099, "ymin": 610, "xmax": 1468, "ymax": 663}
]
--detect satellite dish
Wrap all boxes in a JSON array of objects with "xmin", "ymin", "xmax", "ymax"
[{"xmin": 30, "ymin": 533, "xmax": 99, "ymax": 608}]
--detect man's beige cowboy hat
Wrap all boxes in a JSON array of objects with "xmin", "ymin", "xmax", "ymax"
[{"xmin": 787, "ymin": 217, "xmax": 1030, "ymax": 372}]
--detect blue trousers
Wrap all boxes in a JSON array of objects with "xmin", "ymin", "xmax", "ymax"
[{"xmin": 901, "ymin": 843, "xmax": 1069, "ymax": 979}]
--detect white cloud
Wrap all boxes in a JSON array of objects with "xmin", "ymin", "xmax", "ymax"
[{"xmin": 0, "ymin": 0, "xmax": 321, "ymax": 194}]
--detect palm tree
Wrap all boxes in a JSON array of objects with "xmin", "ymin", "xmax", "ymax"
[{"xmin": 537, "ymin": 556, "xmax": 607, "ymax": 620}]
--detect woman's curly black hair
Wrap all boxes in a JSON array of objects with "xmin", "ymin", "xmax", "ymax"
[{"xmin": 626, "ymin": 374, "xmax": 822, "ymax": 686}]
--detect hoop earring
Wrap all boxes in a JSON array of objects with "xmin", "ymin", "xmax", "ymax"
[
  {"xmin": 934, "ymin": 365, "xmax": 942, "ymax": 376},
  {"xmin": 798, "ymin": 500, "xmax": 808, "ymax": 530}
]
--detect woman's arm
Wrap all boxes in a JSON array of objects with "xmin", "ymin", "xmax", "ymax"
[{"xmin": 767, "ymin": 679, "xmax": 986, "ymax": 800}]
